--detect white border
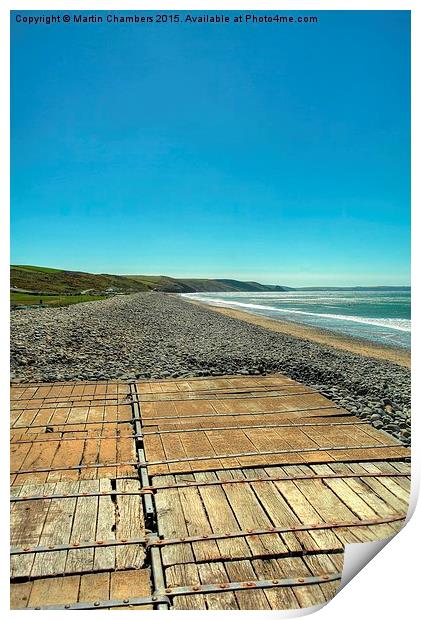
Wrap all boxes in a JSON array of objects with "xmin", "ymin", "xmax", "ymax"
[{"xmin": 1, "ymin": 3, "xmax": 418, "ymax": 619}]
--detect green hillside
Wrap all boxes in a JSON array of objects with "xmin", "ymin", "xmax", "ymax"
[
  {"xmin": 11, "ymin": 265, "xmax": 291, "ymax": 301},
  {"xmin": 11, "ymin": 266, "xmax": 149, "ymax": 295}
]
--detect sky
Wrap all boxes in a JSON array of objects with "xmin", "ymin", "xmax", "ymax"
[{"xmin": 11, "ymin": 10, "xmax": 410, "ymax": 286}]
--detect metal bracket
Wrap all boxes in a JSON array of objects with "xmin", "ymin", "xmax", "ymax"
[
  {"xmin": 146, "ymin": 514, "xmax": 406, "ymax": 548},
  {"xmin": 141, "ymin": 442, "xmax": 408, "ymax": 468},
  {"xmin": 25, "ymin": 573, "xmax": 342, "ymax": 609},
  {"xmin": 11, "ymin": 434, "xmax": 142, "ymax": 445},
  {"xmin": 11, "ymin": 443, "xmax": 408, "ymax": 475},
  {"xmin": 9, "ymin": 470, "xmax": 409, "ymax": 502},
  {"xmin": 10, "ymin": 461, "xmax": 139, "ymax": 475},
  {"xmin": 26, "ymin": 593, "xmax": 171, "ymax": 610},
  {"xmin": 11, "ymin": 514, "xmax": 405, "ymax": 555},
  {"xmin": 143, "ymin": 420, "xmax": 370, "ymax": 436},
  {"xmin": 11, "ymin": 418, "xmax": 133, "ymax": 430}
]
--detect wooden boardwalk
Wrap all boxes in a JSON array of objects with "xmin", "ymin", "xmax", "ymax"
[{"xmin": 10, "ymin": 375, "xmax": 410, "ymax": 610}]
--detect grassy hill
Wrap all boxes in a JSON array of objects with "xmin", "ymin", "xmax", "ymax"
[
  {"xmin": 11, "ymin": 266, "xmax": 150, "ymax": 295},
  {"xmin": 11, "ymin": 265, "xmax": 290, "ymax": 300}
]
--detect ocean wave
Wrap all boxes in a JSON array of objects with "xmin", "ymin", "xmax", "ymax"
[{"xmin": 182, "ymin": 295, "xmax": 411, "ymax": 333}]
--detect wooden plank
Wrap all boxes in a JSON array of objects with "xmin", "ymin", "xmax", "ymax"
[
  {"xmin": 328, "ymin": 462, "xmax": 408, "ymax": 514},
  {"xmin": 79, "ymin": 571, "xmax": 110, "ymax": 602},
  {"xmin": 31, "ymin": 480, "xmax": 79, "ymax": 577},
  {"xmin": 10, "ymin": 581, "xmax": 32, "ymax": 609},
  {"xmin": 275, "ymin": 555, "xmax": 329, "ymax": 608},
  {"xmin": 110, "ymin": 569, "xmax": 152, "ymax": 609},
  {"xmin": 280, "ymin": 465, "xmax": 365, "ymax": 545},
  {"xmin": 216, "ymin": 469, "xmax": 288, "ymax": 557},
  {"xmin": 224, "ymin": 560, "xmax": 271, "ymax": 609},
  {"xmin": 65, "ymin": 479, "xmax": 99, "ymax": 573},
  {"xmin": 174, "ymin": 473, "xmax": 221, "ymax": 562},
  {"xmin": 15, "ymin": 440, "xmax": 59, "ymax": 485},
  {"xmin": 253, "ymin": 466, "xmax": 342, "ymax": 552},
  {"xmin": 303, "ymin": 553, "xmax": 343, "ymax": 601},
  {"xmin": 28, "ymin": 575, "xmax": 80, "ymax": 607},
  {"xmin": 197, "ymin": 562, "xmax": 238, "ymax": 609},
  {"xmin": 310, "ymin": 464, "xmax": 399, "ymax": 540},
  {"xmin": 115, "ymin": 478, "xmax": 145, "ymax": 569},
  {"xmin": 10, "ymin": 483, "xmax": 55, "ymax": 578},
  {"xmin": 252, "ymin": 558, "xmax": 300, "ymax": 609},
  {"xmin": 166, "ymin": 563, "xmax": 206, "ymax": 610},
  {"xmin": 154, "ymin": 474, "xmax": 195, "ymax": 566},
  {"xmin": 47, "ymin": 432, "xmax": 85, "ymax": 482},
  {"xmin": 94, "ymin": 479, "xmax": 116, "ymax": 571},
  {"xmin": 194, "ymin": 471, "xmax": 251, "ymax": 560}
]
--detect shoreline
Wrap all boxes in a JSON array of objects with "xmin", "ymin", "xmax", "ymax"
[
  {"xmin": 11, "ymin": 291, "xmax": 410, "ymax": 444},
  {"xmin": 187, "ymin": 299, "xmax": 411, "ymax": 369}
]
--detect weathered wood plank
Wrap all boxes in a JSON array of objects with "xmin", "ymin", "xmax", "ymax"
[
  {"xmin": 10, "ymin": 483, "xmax": 55, "ymax": 578},
  {"xmin": 31, "ymin": 480, "xmax": 79, "ymax": 577},
  {"xmin": 94, "ymin": 479, "xmax": 116, "ymax": 571},
  {"xmin": 65, "ymin": 479, "xmax": 99, "ymax": 573},
  {"xmin": 115, "ymin": 478, "xmax": 145, "ymax": 569},
  {"xmin": 154, "ymin": 474, "xmax": 195, "ymax": 566}
]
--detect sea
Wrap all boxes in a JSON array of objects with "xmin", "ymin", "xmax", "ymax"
[{"xmin": 181, "ymin": 289, "xmax": 411, "ymax": 349}]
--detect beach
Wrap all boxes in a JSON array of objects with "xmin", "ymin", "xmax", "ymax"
[
  {"xmin": 11, "ymin": 292, "xmax": 410, "ymax": 445},
  {"xmin": 188, "ymin": 300, "xmax": 410, "ymax": 369}
]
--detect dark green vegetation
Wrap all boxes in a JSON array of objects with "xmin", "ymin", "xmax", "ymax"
[
  {"xmin": 10, "ymin": 265, "xmax": 290, "ymax": 301},
  {"xmin": 11, "ymin": 292, "xmax": 106, "ymax": 308}
]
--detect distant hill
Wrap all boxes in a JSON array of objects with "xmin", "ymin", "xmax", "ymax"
[
  {"xmin": 10, "ymin": 265, "xmax": 291, "ymax": 295},
  {"xmin": 296, "ymin": 286, "xmax": 410, "ymax": 291},
  {"xmin": 11, "ymin": 266, "xmax": 150, "ymax": 294}
]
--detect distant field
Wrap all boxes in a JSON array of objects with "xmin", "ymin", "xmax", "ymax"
[
  {"xmin": 11, "ymin": 292, "xmax": 107, "ymax": 308},
  {"xmin": 12, "ymin": 265, "xmax": 62, "ymax": 273}
]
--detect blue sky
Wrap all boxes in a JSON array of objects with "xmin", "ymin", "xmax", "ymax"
[{"xmin": 11, "ymin": 10, "xmax": 410, "ymax": 286}]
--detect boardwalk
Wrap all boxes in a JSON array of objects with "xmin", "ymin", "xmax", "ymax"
[{"xmin": 10, "ymin": 375, "xmax": 410, "ymax": 610}]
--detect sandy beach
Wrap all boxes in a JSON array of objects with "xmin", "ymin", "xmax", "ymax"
[{"xmin": 188, "ymin": 300, "xmax": 411, "ymax": 369}]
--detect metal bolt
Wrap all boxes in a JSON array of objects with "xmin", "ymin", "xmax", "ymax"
[
  {"xmin": 94, "ymin": 601, "xmax": 100, "ymax": 607},
  {"xmin": 96, "ymin": 540, "xmax": 104, "ymax": 545},
  {"xmin": 123, "ymin": 599, "xmax": 129, "ymax": 604},
  {"xmin": 23, "ymin": 547, "xmax": 31, "ymax": 552},
  {"xmin": 272, "ymin": 580, "xmax": 279, "ymax": 585},
  {"xmin": 64, "ymin": 604, "xmax": 70, "ymax": 609},
  {"xmin": 72, "ymin": 543, "xmax": 80, "ymax": 547},
  {"xmin": 165, "ymin": 589, "xmax": 172, "ymax": 594},
  {"xmin": 245, "ymin": 582, "xmax": 256, "ymax": 588},
  {"xmin": 297, "ymin": 578, "xmax": 305, "ymax": 583},
  {"xmin": 192, "ymin": 586, "xmax": 200, "ymax": 591},
  {"xmin": 219, "ymin": 583, "xmax": 229, "ymax": 589},
  {"xmin": 151, "ymin": 596, "xmax": 158, "ymax": 602}
]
